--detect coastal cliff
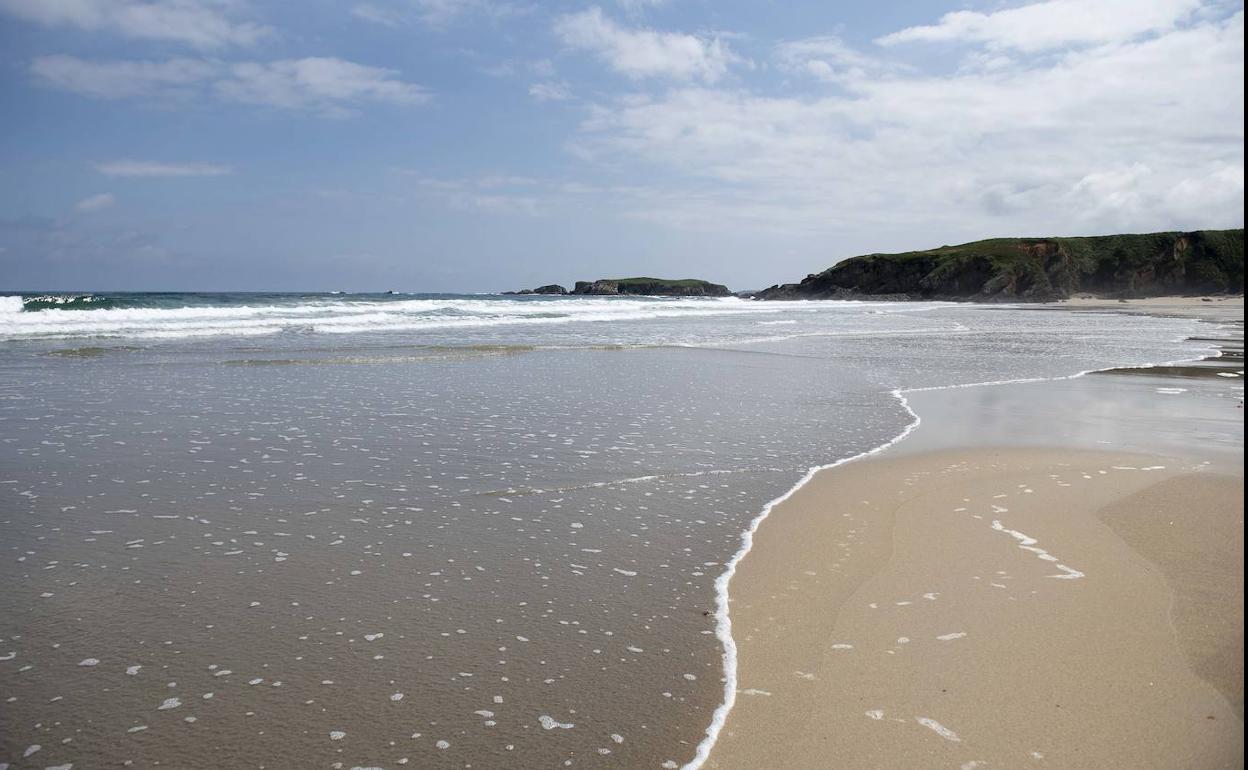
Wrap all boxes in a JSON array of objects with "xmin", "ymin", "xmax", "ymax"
[{"xmin": 756, "ymin": 229, "xmax": 1245, "ymax": 301}]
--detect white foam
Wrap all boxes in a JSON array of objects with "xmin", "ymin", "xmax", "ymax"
[
  {"xmin": 991, "ymin": 520, "xmax": 1084, "ymax": 580},
  {"xmin": 538, "ymin": 715, "xmax": 575, "ymax": 730},
  {"xmin": 916, "ymin": 716, "xmax": 961, "ymax": 742},
  {"xmin": 679, "ymin": 387, "xmax": 923, "ymax": 770},
  {"xmin": 0, "ymin": 296, "xmax": 779, "ymax": 341}
]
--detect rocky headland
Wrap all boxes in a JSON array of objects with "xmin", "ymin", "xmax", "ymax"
[{"xmin": 756, "ymin": 229, "xmax": 1244, "ymax": 302}]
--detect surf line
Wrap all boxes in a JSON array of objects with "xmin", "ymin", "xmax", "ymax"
[
  {"xmin": 679, "ymin": 386, "xmax": 922, "ymax": 770},
  {"xmin": 681, "ymin": 329, "xmax": 1221, "ymax": 770}
]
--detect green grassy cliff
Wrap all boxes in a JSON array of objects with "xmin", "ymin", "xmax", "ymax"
[{"xmin": 757, "ymin": 229, "xmax": 1244, "ymax": 301}]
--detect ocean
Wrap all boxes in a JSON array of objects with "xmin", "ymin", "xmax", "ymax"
[{"xmin": 0, "ymin": 292, "xmax": 1221, "ymax": 769}]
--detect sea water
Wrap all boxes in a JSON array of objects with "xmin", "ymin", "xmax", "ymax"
[{"xmin": 0, "ymin": 293, "xmax": 1222, "ymax": 768}]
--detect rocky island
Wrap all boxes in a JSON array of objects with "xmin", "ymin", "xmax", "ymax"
[
  {"xmin": 507, "ymin": 278, "xmax": 732, "ymax": 297},
  {"xmin": 756, "ymin": 229, "xmax": 1244, "ymax": 301},
  {"xmin": 502, "ymin": 284, "xmax": 568, "ymax": 295}
]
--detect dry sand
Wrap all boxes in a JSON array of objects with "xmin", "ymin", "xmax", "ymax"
[{"xmin": 705, "ymin": 297, "xmax": 1244, "ymax": 769}]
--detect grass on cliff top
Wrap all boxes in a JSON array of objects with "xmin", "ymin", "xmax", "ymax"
[{"xmin": 849, "ymin": 229, "xmax": 1244, "ymax": 268}]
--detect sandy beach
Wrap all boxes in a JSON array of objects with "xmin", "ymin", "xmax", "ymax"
[{"xmin": 705, "ymin": 299, "xmax": 1244, "ymax": 769}]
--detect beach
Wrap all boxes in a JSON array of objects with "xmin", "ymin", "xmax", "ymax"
[
  {"xmin": 0, "ymin": 294, "xmax": 1240, "ymax": 768},
  {"xmin": 705, "ymin": 298, "xmax": 1244, "ymax": 769}
]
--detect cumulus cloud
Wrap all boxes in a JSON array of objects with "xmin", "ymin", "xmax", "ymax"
[
  {"xmin": 93, "ymin": 160, "xmax": 234, "ymax": 177},
  {"xmin": 776, "ymin": 35, "xmax": 896, "ymax": 83},
  {"xmin": 32, "ymin": 55, "xmax": 429, "ymax": 115},
  {"xmin": 554, "ymin": 7, "xmax": 735, "ymax": 82},
  {"xmin": 877, "ymin": 0, "xmax": 1203, "ymax": 51},
  {"xmin": 571, "ymin": 11, "xmax": 1244, "ymax": 235},
  {"xmin": 0, "ymin": 0, "xmax": 270, "ymax": 48},
  {"xmin": 75, "ymin": 192, "xmax": 116, "ymax": 212}
]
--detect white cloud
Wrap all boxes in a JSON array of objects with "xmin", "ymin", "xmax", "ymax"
[
  {"xmin": 570, "ymin": 12, "xmax": 1244, "ymax": 236},
  {"xmin": 217, "ymin": 58, "xmax": 430, "ymax": 115},
  {"xmin": 529, "ymin": 81, "xmax": 572, "ymax": 101},
  {"xmin": 776, "ymin": 35, "xmax": 896, "ymax": 84},
  {"xmin": 0, "ymin": 0, "xmax": 270, "ymax": 48},
  {"xmin": 351, "ymin": 3, "xmax": 404, "ymax": 27},
  {"xmin": 32, "ymin": 55, "xmax": 429, "ymax": 115},
  {"xmin": 93, "ymin": 160, "xmax": 234, "ymax": 177},
  {"xmin": 877, "ymin": 0, "xmax": 1203, "ymax": 51},
  {"xmin": 554, "ymin": 7, "xmax": 735, "ymax": 82},
  {"xmin": 616, "ymin": 0, "xmax": 668, "ymax": 13},
  {"xmin": 76, "ymin": 193, "xmax": 116, "ymax": 212},
  {"xmin": 31, "ymin": 55, "xmax": 214, "ymax": 99}
]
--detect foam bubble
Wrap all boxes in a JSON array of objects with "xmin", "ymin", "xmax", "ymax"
[{"xmin": 539, "ymin": 715, "xmax": 575, "ymax": 730}]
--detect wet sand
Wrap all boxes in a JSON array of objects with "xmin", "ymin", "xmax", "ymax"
[
  {"xmin": 1055, "ymin": 294, "xmax": 1243, "ymax": 323},
  {"xmin": 706, "ymin": 298, "xmax": 1244, "ymax": 769}
]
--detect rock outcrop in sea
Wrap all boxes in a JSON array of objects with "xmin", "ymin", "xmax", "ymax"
[
  {"xmin": 507, "ymin": 278, "xmax": 732, "ymax": 297},
  {"xmin": 571, "ymin": 278, "xmax": 732, "ymax": 297},
  {"xmin": 503, "ymin": 284, "xmax": 569, "ymax": 295}
]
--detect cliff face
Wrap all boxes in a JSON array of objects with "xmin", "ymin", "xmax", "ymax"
[
  {"xmin": 571, "ymin": 278, "xmax": 732, "ymax": 297},
  {"xmin": 757, "ymin": 230, "xmax": 1245, "ymax": 301}
]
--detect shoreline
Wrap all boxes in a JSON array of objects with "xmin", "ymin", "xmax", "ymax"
[{"xmin": 689, "ymin": 298, "xmax": 1243, "ymax": 768}]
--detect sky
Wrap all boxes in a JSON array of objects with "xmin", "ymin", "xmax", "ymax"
[{"xmin": 0, "ymin": 0, "xmax": 1243, "ymax": 292}]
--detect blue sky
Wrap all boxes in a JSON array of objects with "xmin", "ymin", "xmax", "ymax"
[{"xmin": 0, "ymin": 0, "xmax": 1243, "ymax": 292}]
